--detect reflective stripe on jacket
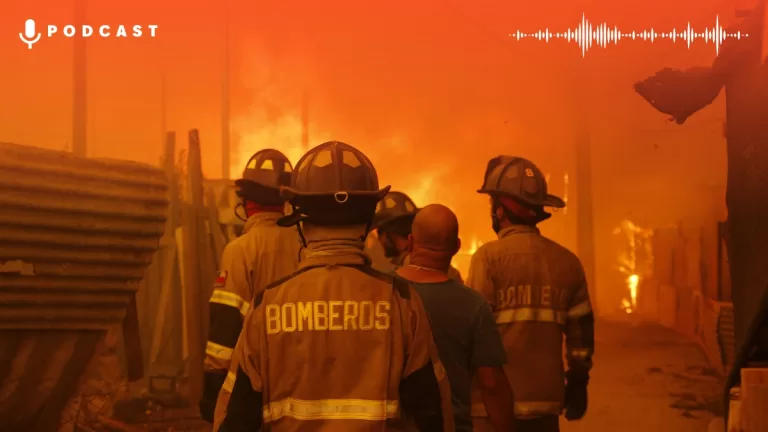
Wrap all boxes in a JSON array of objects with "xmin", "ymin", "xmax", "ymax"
[{"xmin": 204, "ymin": 212, "xmax": 300, "ymax": 373}]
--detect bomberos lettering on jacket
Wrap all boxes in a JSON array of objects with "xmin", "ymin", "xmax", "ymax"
[{"xmin": 266, "ymin": 301, "xmax": 391, "ymax": 334}]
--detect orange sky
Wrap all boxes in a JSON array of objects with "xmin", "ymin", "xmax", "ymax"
[{"xmin": 0, "ymin": 0, "xmax": 736, "ymax": 311}]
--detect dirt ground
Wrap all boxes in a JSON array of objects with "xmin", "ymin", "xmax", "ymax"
[{"xmin": 562, "ymin": 318, "xmax": 724, "ymax": 432}]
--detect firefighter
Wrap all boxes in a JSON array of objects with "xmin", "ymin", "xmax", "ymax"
[
  {"xmin": 369, "ymin": 190, "xmax": 464, "ymax": 282},
  {"xmin": 467, "ymin": 156, "xmax": 594, "ymax": 432},
  {"xmin": 200, "ymin": 149, "xmax": 300, "ymax": 424},
  {"xmin": 214, "ymin": 141, "xmax": 453, "ymax": 432}
]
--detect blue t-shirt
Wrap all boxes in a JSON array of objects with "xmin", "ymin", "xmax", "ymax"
[{"xmin": 398, "ymin": 276, "xmax": 507, "ymax": 431}]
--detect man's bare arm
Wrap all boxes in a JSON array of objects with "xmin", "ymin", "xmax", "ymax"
[{"xmin": 476, "ymin": 367, "xmax": 516, "ymax": 432}]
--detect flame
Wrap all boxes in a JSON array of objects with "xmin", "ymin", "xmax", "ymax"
[
  {"xmin": 614, "ymin": 219, "xmax": 653, "ymax": 314},
  {"xmin": 229, "ymin": 42, "xmax": 327, "ymax": 177},
  {"xmin": 403, "ymin": 174, "xmax": 435, "ymax": 208},
  {"xmin": 232, "ymin": 115, "xmax": 320, "ymax": 177},
  {"xmin": 468, "ymin": 237, "xmax": 483, "ymax": 255},
  {"xmin": 623, "ymin": 274, "xmax": 639, "ymax": 313}
]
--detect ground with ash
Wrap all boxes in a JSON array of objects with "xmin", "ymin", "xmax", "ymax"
[{"xmin": 563, "ymin": 318, "xmax": 723, "ymax": 432}]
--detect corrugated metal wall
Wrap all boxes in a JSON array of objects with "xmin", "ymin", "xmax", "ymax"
[
  {"xmin": 0, "ymin": 142, "xmax": 167, "ymax": 329},
  {"xmin": 0, "ymin": 142, "xmax": 168, "ymax": 430}
]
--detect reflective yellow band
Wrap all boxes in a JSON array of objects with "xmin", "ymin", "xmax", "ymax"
[
  {"xmin": 471, "ymin": 401, "xmax": 563, "ymax": 417},
  {"xmin": 495, "ymin": 308, "xmax": 565, "ymax": 324},
  {"xmin": 222, "ymin": 371, "xmax": 236, "ymax": 393},
  {"xmin": 210, "ymin": 289, "xmax": 250, "ymax": 316},
  {"xmin": 567, "ymin": 300, "xmax": 592, "ymax": 318},
  {"xmin": 206, "ymin": 341, "xmax": 234, "ymax": 361},
  {"xmin": 569, "ymin": 348, "xmax": 593, "ymax": 360},
  {"xmin": 263, "ymin": 398, "xmax": 399, "ymax": 422}
]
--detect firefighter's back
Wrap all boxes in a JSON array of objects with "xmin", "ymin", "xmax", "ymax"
[
  {"xmin": 261, "ymin": 264, "xmax": 411, "ymax": 432},
  {"xmin": 242, "ymin": 213, "xmax": 301, "ymax": 295},
  {"xmin": 477, "ymin": 226, "xmax": 585, "ymax": 417}
]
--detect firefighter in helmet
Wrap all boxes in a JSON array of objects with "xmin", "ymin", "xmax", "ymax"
[
  {"xmin": 371, "ymin": 191, "xmax": 419, "ymax": 267},
  {"xmin": 200, "ymin": 149, "xmax": 301, "ymax": 424},
  {"xmin": 214, "ymin": 141, "xmax": 453, "ymax": 432},
  {"xmin": 369, "ymin": 191, "xmax": 465, "ymax": 282},
  {"xmin": 467, "ymin": 156, "xmax": 594, "ymax": 432}
]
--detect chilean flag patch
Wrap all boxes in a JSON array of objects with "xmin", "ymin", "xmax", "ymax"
[{"xmin": 214, "ymin": 271, "xmax": 228, "ymax": 288}]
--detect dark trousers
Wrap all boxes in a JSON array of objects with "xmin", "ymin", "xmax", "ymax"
[
  {"xmin": 517, "ymin": 415, "xmax": 560, "ymax": 432},
  {"xmin": 473, "ymin": 415, "xmax": 559, "ymax": 432}
]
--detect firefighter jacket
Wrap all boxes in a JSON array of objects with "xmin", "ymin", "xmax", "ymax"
[
  {"xmin": 401, "ymin": 253, "xmax": 464, "ymax": 284},
  {"xmin": 201, "ymin": 212, "xmax": 301, "ymax": 421},
  {"xmin": 466, "ymin": 224, "xmax": 594, "ymax": 419},
  {"xmin": 213, "ymin": 232, "xmax": 455, "ymax": 432}
]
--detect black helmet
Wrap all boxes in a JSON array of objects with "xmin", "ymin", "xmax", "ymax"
[
  {"xmin": 235, "ymin": 149, "xmax": 292, "ymax": 189},
  {"xmin": 234, "ymin": 149, "xmax": 292, "ymax": 205},
  {"xmin": 278, "ymin": 141, "xmax": 390, "ymax": 227},
  {"xmin": 477, "ymin": 156, "xmax": 565, "ymax": 208},
  {"xmin": 372, "ymin": 191, "xmax": 419, "ymax": 231}
]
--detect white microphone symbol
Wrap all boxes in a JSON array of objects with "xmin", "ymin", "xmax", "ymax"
[{"xmin": 19, "ymin": 19, "xmax": 42, "ymax": 49}]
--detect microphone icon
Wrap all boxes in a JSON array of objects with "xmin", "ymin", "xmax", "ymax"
[{"xmin": 19, "ymin": 19, "xmax": 41, "ymax": 49}]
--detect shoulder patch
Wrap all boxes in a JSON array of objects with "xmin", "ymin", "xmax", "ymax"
[{"xmin": 214, "ymin": 271, "xmax": 228, "ymax": 288}]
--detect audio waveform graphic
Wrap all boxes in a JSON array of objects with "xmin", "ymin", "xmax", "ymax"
[{"xmin": 510, "ymin": 14, "xmax": 747, "ymax": 57}]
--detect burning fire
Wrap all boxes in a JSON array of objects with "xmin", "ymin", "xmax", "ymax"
[
  {"xmin": 613, "ymin": 220, "xmax": 653, "ymax": 314},
  {"xmin": 468, "ymin": 237, "xmax": 482, "ymax": 255},
  {"xmin": 231, "ymin": 115, "xmax": 326, "ymax": 177},
  {"xmin": 621, "ymin": 274, "xmax": 639, "ymax": 313}
]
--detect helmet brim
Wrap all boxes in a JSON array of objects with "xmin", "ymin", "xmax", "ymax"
[
  {"xmin": 281, "ymin": 185, "xmax": 391, "ymax": 202},
  {"xmin": 277, "ymin": 185, "xmax": 391, "ymax": 227},
  {"xmin": 372, "ymin": 211, "xmax": 418, "ymax": 231},
  {"xmin": 477, "ymin": 188, "xmax": 566, "ymax": 209}
]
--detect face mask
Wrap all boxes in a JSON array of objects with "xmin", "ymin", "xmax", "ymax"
[{"xmin": 381, "ymin": 233, "xmax": 401, "ymax": 258}]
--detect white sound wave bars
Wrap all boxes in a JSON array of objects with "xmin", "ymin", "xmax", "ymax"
[{"xmin": 510, "ymin": 14, "xmax": 748, "ymax": 57}]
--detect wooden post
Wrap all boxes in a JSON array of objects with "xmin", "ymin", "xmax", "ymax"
[
  {"xmin": 570, "ymin": 57, "xmax": 598, "ymax": 312},
  {"xmin": 72, "ymin": 0, "xmax": 87, "ymax": 157},
  {"xmin": 723, "ymin": 0, "xmax": 768, "ymax": 352},
  {"xmin": 740, "ymin": 368, "xmax": 768, "ymax": 431},
  {"xmin": 182, "ymin": 129, "xmax": 209, "ymax": 404},
  {"xmin": 575, "ymin": 131, "xmax": 598, "ymax": 312}
]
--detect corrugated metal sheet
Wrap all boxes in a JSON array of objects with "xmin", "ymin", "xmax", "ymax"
[
  {"xmin": 0, "ymin": 142, "xmax": 167, "ymax": 330},
  {"xmin": 0, "ymin": 143, "xmax": 168, "ymax": 429}
]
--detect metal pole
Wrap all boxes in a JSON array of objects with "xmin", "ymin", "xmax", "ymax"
[
  {"xmin": 221, "ymin": 0, "xmax": 231, "ymax": 179},
  {"xmin": 301, "ymin": 91, "xmax": 309, "ymax": 150},
  {"xmin": 72, "ymin": 0, "xmax": 87, "ymax": 157},
  {"xmin": 571, "ymin": 57, "xmax": 598, "ymax": 313}
]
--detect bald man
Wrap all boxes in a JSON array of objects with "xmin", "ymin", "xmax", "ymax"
[{"xmin": 397, "ymin": 204, "xmax": 516, "ymax": 432}]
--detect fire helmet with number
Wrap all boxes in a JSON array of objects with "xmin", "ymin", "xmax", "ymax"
[
  {"xmin": 234, "ymin": 149, "xmax": 293, "ymax": 205},
  {"xmin": 372, "ymin": 191, "xmax": 419, "ymax": 232},
  {"xmin": 477, "ymin": 156, "xmax": 565, "ymax": 208},
  {"xmin": 277, "ymin": 141, "xmax": 390, "ymax": 227}
]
